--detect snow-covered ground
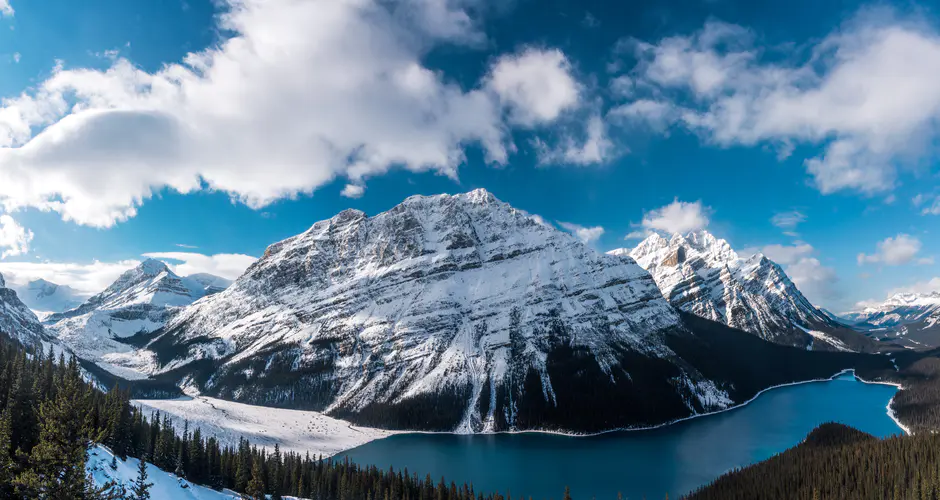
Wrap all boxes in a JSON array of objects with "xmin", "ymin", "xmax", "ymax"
[
  {"xmin": 88, "ymin": 445, "xmax": 238, "ymax": 499},
  {"xmin": 132, "ymin": 396, "xmax": 397, "ymax": 457}
]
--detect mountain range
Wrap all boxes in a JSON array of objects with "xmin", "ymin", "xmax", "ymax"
[
  {"xmin": 0, "ymin": 189, "xmax": 902, "ymax": 433},
  {"xmin": 841, "ymin": 292, "xmax": 940, "ymax": 348},
  {"xmin": 610, "ymin": 231, "xmax": 877, "ymax": 352},
  {"xmin": 11, "ymin": 279, "xmax": 84, "ymax": 315}
]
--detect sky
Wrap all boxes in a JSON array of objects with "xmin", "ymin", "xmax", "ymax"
[{"xmin": 0, "ymin": 0, "xmax": 938, "ymax": 312}]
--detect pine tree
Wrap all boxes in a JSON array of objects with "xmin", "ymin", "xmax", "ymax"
[
  {"xmin": 13, "ymin": 357, "xmax": 92, "ymax": 498},
  {"xmin": 0, "ymin": 407, "xmax": 14, "ymax": 500},
  {"xmin": 131, "ymin": 454, "xmax": 153, "ymax": 500},
  {"xmin": 563, "ymin": 486, "xmax": 572, "ymax": 500},
  {"xmin": 247, "ymin": 456, "xmax": 266, "ymax": 499}
]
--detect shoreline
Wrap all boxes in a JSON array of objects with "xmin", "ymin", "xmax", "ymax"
[
  {"xmin": 852, "ymin": 373, "xmax": 911, "ymax": 435},
  {"xmin": 349, "ymin": 368, "xmax": 902, "ymax": 445}
]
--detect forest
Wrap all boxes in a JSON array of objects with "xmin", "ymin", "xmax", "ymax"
[{"xmin": 0, "ymin": 333, "xmax": 531, "ymax": 500}]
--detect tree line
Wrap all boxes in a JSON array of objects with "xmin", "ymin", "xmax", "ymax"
[{"xmin": 0, "ymin": 332, "xmax": 559, "ymax": 499}]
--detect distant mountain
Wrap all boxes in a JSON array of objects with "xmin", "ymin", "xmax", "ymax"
[
  {"xmin": 137, "ymin": 189, "xmax": 888, "ymax": 433},
  {"xmin": 843, "ymin": 292, "xmax": 940, "ymax": 347},
  {"xmin": 611, "ymin": 231, "xmax": 873, "ymax": 352},
  {"xmin": 12, "ymin": 278, "xmax": 85, "ymax": 314},
  {"xmin": 0, "ymin": 273, "xmax": 49, "ymax": 347},
  {"xmin": 44, "ymin": 259, "xmax": 211, "ymax": 378},
  {"xmin": 186, "ymin": 273, "xmax": 233, "ymax": 296}
]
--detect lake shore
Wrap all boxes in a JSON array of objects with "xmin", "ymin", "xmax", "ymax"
[{"xmin": 134, "ymin": 367, "xmax": 903, "ymax": 457}]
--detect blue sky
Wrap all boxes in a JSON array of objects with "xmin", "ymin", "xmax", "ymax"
[{"xmin": 0, "ymin": 0, "xmax": 938, "ymax": 312}]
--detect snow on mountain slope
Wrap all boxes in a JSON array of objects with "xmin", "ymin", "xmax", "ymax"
[
  {"xmin": 11, "ymin": 278, "xmax": 85, "ymax": 314},
  {"xmin": 44, "ymin": 259, "xmax": 210, "ymax": 378},
  {"xmin": 0, "ymin": 273, "xmax": 49, "ymax": 347},
  {"xmin": 88, "ymin": 445, "xmax": 239, "ymax": 499},
  {"xmin": 188, "ymin": 273, "xmax": 234, "ymax": 296},
  {"xmin": 146, "ymin": 189, "xmax": 753, "ymax": 433},
  {"xmin": 133, "ymin": 396, "xmax": 396, "ymax": 457},
  {"xmin": 845, "ymin": 291, "xmax": 940, "ymax": 347},
  {"xmin": 613, "ymin": 231, "xmax": 839, "ymax": 348}
]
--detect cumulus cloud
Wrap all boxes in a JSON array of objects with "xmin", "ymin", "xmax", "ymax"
[
  {"xmin": 0, "ymin": 1, "xmax": 12, "ymax": 17},
  {"xmin": 0, "ymin": 0, "xmax": 583, "ymax": 228},
  {"xmin": 534, "ymin": 114, "xmax": 615, "ymax": 166},
  {"xmin": 0, "ymin": 251, "xmax": 256, "ymax": 295},
  {"xmin": 141, "ymin": 252, "xmax": 257, "ymax": 280},
  {"xmin": 923, "ymin": 197, "xmax": 940, "ymax": 215},
  {"xmin": 631, "ymin": 199, "xmax": 710, "ymax": 237},
  {"xmin": 619, "ymin": 11, "xmax": 940, "ymax": 195},
  {"xmin": 0, "ymin": 260, "xmax": 139, "ymax": 296},
  {"xmin": 486, "ymin": 48, "xmax": 580, "ymax": 127},
  {"xmin": 760, "ymin": 242, "xmax": 814, "ymax": 265},
  {"xmin": 857, "ymin": 234, "xmax": 927, "ymax": 265},
  {"xmin": 770, "ymin": 211, "xmax": 806, "ymax": 230},
  {"xmin": 889, "ymin": 277, "xmax": 940, "ymax": 296},
  {"xmin": 340, "ymin": 184, "xmax": 366, "ymax": 199},
  {"xmin": 557, "ymin": 221, "xmax": 605, "ymax": 244},
  {"xmin": 0, "ymin": 214, "xmax": 32, "ymax": 258},
  {"xmin": 784, "ymin": 256, "xmax": 840, "ymax": 304}
]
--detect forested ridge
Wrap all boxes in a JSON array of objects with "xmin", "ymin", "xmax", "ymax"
[
  {"xmin": 686, "ymin": 423, "xmax": 940, "ymax": 500},
  {"xmin": 0, "ymin": 333, "xmax": 539, "ymax": 500}
]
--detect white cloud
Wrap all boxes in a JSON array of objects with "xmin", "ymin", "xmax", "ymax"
[
  {"xmin": 0, "ymin": 251, "xmax": 255, "ymax": 296},
  {"xmin": 0, "ymin": 0, "xmax": 586, "ymax": 227},
  {"xmin": 0, "ymin": 214, "xmax": 32, "ymax": 258},
  {"xmin": 623, "ymin": 11, "xmax": 940, "ymax": 195},
  {"xmin": 634, "ymin": 199, "xmax": 710, "ymax": 236},
  {"xmin": 175, "ymin": 243, "xmax": 198, "ymax": 249},
  {"xmin": 557, "ymin": 221, "xmax": 605, "ymax": 244},
  {"xmin": 760, "ymin": 242, "xmax": 814, "ymax": 265},
  {"xmin": 857, "ymin": 233, "xmax": 926, "ymax": 266},
  {"xmin": 785, "ymin": 256, "xmax": 840, "ymax": 304},
  {"xmin": 0, "ymin": 1, "xmax": 12, "ymax": 17},
  {"xmin": 608, "ymin": 99, "xmax": 676, "ymax": 130},
  {"xmin": 11, "ymin": 52, "xmax": 19, "ymax": 64},
  {"xmin": 340, "ymin": 184, "xmax": 365, "ymax": 199},
  {"xmin": 923, "ymin": 197, "xmax": 940, "ymax": 215},
  {"xmin": 770, "ymin": 211, "xmax": 806, "ymax": 230},
  {"xmin": 913, "ymin": 193, "xmax": 927, "ymax": 206},
  {"xmin": 888, "ymin": 277, "xmax": 940, "ymax": 296},
  {"xmin": 534, "ymin": 114, "xmax": 615, "ymax": 166},
  {"xmin": 486, "ymin": 48, "xmax": 580, "ymax": 127},
  {"xmin": 141, "ymin": 252, "xmax": 256, "ymax": 280},
  {"xmin": 0, "ymin": 260, "xmax": 138, "ymax": 296}
]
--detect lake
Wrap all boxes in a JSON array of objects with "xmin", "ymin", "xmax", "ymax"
[{"xmin": 339, "ymin": 372, "xmax": 902, "ymax": 500}]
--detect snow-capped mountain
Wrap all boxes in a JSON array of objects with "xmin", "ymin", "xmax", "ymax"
[
  {"xmin": 12, "ymin": 278, "xmax": 84, "ymax": 315},
  {"xmin": 843, "ymin": 291, "xmax": 940, "ymax": 347},
  {"xmin": 0, "ymin": 273, "xmax": 48, "ymax": 347},
  {"xmin": 187, "ymin": 273, "xmax": 233, "ymax": 296},
  {"xmin": 140, "ymin": 189, "xmax": 884, "ymax": 433},
  {"xmin": 612, "ymin": 231, "xmax": 851, "ymax": 350},
  {"xmin": 44, "ymin": 259, "xmax": 211, "ymax": 378}
]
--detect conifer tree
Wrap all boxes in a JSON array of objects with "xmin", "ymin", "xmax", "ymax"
[
  {"xmin": 13, "ymin": 357, "xmax": 91, "ymax": 498},
  {"xmin": 247, "ymin": 456, "xmax": 266, "ymax": 499},
  {"xmin": 131, "ymin": 453, "xmax": 153, "ymax": 500}
]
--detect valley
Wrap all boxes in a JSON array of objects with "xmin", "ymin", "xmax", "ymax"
[{"xmin": 0, "ymin": 189, "xmax": 935, "ymax": 499}]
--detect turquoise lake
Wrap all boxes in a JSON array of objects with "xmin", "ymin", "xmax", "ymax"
[{"xmin": 339, "ymin": 372, "xmax": 902, "ymax": 500}]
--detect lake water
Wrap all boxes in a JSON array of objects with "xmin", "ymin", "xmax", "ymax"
[{"xmin": 339, "ymin": 372, "xmax": 902, "ymax": 500}]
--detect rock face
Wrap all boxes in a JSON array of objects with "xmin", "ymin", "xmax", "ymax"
[
  {"xmin": 12, "ymin": 279, "xmax": 84, "ymax": 314},
  {"xmin": 143, "ymin": 190, "xmax": 885, "ymax": 433},
  {"xmin": 614, "ymin": 232, "xmax": 846, "ymax": 349},
  {"xmin": 0, "ymin": 273, "xmax": 48, "ymax": 347},
  {"xmin": 843, "ymin": 292, "xmax": 940, "ymax": 347},
  {"xmin": 45, "ymin": 259, "xmax": 210, "ymax": 378}
]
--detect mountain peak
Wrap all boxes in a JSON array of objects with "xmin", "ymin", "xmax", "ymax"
[
  {"xmin": 138, "ymin": 258, "xmax": 170, "ymax": 276},
  {"xmin": 0, "ymin": 272, "xmax": 5, "ymax": 288}
]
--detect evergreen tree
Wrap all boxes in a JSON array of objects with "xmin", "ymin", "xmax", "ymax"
[
  {"xmin": 247, "ymin": 456, "xmax": 266, "ymax": 499},
  {"xmin": 13, "ymin": 357, "xmax": 91, "ymax": 498},
  {"xmin": 131, "ymin": 454, "xmax": 153, "ymax": 500}
]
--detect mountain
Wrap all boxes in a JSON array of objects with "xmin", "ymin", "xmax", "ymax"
[
  {"xmin": 12, "ymin": 278, "xmax": 85, "ymax": 314},
  {"xmin": 611, "ymin": 231, "xmax": 872, "ymax": 352},
  {"xmin": 187, "ymin": 273, "xmax": 233, "ymax": 295},
  {"xmin": 0, "ymin": 272, "xmax": 49, "ymax": 347},
  {"xmin": 844, "ymin": 292, "xmax": 940, "ymax": 347},
  {"xmin": 140, "ymin": 189, "xmax": 889, "ymax": 433},
  {"xmin": 44, "ymin": 259, "xmax": 210, "ymax": 379}
]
